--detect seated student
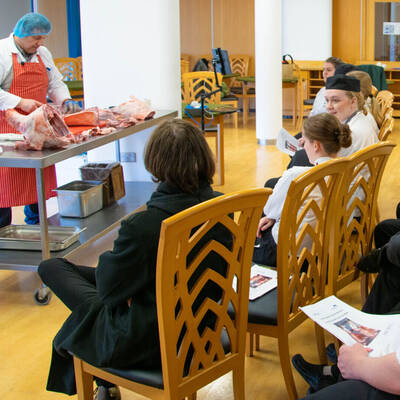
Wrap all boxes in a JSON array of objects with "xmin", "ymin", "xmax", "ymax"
[
  {"xmin": 308, "ymin": 57, "xmax": 344, "ymax": 117},
  {"xmin": 37, "ymin": 119, "xmax": 231, "ymax": 400},
  {"xmin": 285, "ymin": 74, "xmax": 378, "ymax": 170},
  {"xmin": 347, "ymin": 70, "xmax": 383, "ymax": 133},
  {"xmin": 253, "ymin": 113, "xmax": 351, "ymax": 267},
  {"xmin": 292, "ymin": 226, "xmax": 400, "ymax": 399}
]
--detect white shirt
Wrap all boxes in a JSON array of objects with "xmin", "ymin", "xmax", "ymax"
[
  {"xmin": 0, "ymin": 33, "xmax": 70, "ymax": 110},
  {"xmin": 338, "ymin": 111, "xmax": 378, "ymax": 158},
  {"xmin": 264, "ymin": 157, "xmax": 331, "ymax": 248},
  {"xmin": 309, "ymin": 87, "xmax": 327, "ymax": 117}
]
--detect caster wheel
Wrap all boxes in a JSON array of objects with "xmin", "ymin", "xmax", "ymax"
[{"xmin": 34, "ymin": 288, "xmax": 52, "ymax": 305}]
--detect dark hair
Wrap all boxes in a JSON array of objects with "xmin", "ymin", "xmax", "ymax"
[
  {"xmin": 303, "ymin": 113, "xmax": 352, "ymax": 155},
  {"xmin": 144, "ymin": 119, "xmax": 215, "ymax": 193},
  {"xmin": 325, "ymin": 57, "xmax": 344, "ymax": 69}
]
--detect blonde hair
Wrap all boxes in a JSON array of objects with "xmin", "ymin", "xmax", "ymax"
[{"xmin": 347, "ymin": 70, "xmax": 384, "ymax": 127}]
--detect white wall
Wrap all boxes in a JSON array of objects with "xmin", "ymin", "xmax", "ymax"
[
  {"xmin": 0, "ymin": 0, "xmax": 30, "ymax": 38},
  {"xmin": 79, "ymin": 0, "xmax": 181, "ymax": 181},
  {"xmin": 282, "ymin": 0, "xmax": 332, "ymax": 60}
]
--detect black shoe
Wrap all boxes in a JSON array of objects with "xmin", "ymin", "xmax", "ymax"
[
  {"xmin": 396, "ymin": 202, "xmax": 400, "ymax": 219},
  {"xmin": 325, "ymin": 343, "xmax": 337, "ymax": 364},
  {"xmin": 292, "ymin": 354, "xmax": 337, "ymax": 392},
  {"xmin": 356, "ymin": 248, "xmax": 383, "ymax": 273},
  {"xmin": 94, "ymin": 386, "xmax": 121, "ymax": 400}
]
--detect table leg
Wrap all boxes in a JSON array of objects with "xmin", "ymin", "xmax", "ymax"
[{"xmin": 35, "ymin": 168, "xmax": 50, "ymax": 260}]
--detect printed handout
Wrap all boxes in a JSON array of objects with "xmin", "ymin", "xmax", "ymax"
[
  {"xmin": 276, "ymin": 128, "xmax": 302, "ymax": 156},
  {"xmin": 300, "ymin": 296, "xmax": 400, "ymax": 358}
]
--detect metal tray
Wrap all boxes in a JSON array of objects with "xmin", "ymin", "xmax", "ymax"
[{"xmin": 0, "ymin": 225, "xmax": 85, "ymax": 251}]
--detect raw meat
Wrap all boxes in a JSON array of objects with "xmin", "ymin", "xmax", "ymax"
[
  {"xmin": 63, "ymin": 107, "xmax": 100, "ymax": 126},
  {"xmin": 6, "ymin": 104, "xmax": 71, "ymax": 150},
  {"xmin": 111, "ymin": 96, "xmax": 155, "ymax": 121}
]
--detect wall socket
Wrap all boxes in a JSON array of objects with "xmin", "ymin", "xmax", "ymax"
[{"xmin": 121, "ymin": 152, "xmax": 136, "ymax": 162}]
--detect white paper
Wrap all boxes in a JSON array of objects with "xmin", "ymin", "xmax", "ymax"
[
  {"xmin": 276, "ymin": 128, "xmax": 301, "ymax": 156},
  {"xmin": 232, "ymin": 264, "xmax": 277, "ymax": 300},
  {"xmin": 249, "ymin": 264, "xmax": 278, "ymax": 300},
  {"xmin": 300, "ymin": 296, "xmax": 400, "ymax": 358}
]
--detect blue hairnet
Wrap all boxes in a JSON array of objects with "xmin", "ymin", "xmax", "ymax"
[{"xmin": 13, "ymin": 13, "xmax": 52, "ymax": 38}]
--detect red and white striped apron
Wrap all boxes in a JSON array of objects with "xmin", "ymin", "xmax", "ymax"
[{"xmin": 0, "ymin": 53, "xmax": 57, "ymax": 207}]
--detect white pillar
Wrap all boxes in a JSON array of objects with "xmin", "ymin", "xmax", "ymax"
[
  {"xmin": 78, "ymin": 0, "xmax": 181, "ymax": 181},
  {"xmin": 255, "ymin": 0, "xmax": 282, "ymax": 145}
]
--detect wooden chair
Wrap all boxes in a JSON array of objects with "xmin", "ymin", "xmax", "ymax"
[
  {"xmin": 76, "ymin": 56, "xmax": 83, "ymax": 79},
  {"xmin": 182, "ymin": 71, "xmax": 238, "ymax": 126},
  {"xmin": 73, "ymin": 188, "xmax": 271, "ymax": 400},
  {"xmin": 245, "ymin": 159, "xmax": 348, "ymax": 400},
  {"xmin": 228, "ymin": 55, "xmax": 250, "ymax": 92},
  {"xmin": 376, "ymin": 90, "xmax": 394, "ymax": 116},
  {"xmin": 180, "ymin": 59, "xmax": 190, "ymax": 76},
  {"xmin": 378, "ymin": 108, "xmax": 394, "ymax": 141},
  {"xmin": 326, "ymin": 142, "xmax": 396, "ymax": 301},
  {"xmin": 54, "ymin": 57, "xmax": 81, "ymax": 81}
]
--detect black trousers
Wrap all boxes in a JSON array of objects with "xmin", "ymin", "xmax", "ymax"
[
  {"xmin": 0, "ymin": 203, "xmax": 39, "ymax": 228},
  {"xmin": 300, "ymin": 379, "xmax": 400, "ymax": 400},
  {"xmin": 252, "ymin": 227, "xmax": 277, "ymax": 267},
  {"xmin": 38, "ymin": 258, "xmax": 113, "ymax": 394}
]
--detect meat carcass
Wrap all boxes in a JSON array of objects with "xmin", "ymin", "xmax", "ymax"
[
  {"xmin": 63, "ymin": 107, "xmax": 100, "ymax": 126},
  {"xmin": 111, "ymin": 96, "xmax": 155, "ymax": 121},
  {"xmin": 6, "ymin": 104, "xmax": 71, "ymax": 150}
]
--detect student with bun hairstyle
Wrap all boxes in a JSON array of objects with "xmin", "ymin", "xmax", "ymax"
[{"xmin": 253, "ymin": 113, "xmax": 352, "ymax": 267}]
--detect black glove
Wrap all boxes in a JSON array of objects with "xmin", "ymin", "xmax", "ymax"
[{"xmin": 62, "ymin": 99, "xmax": 81, "ymax": 114}]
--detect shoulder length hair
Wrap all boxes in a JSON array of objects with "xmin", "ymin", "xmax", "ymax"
[{"xmin": 144, "ymin": 119, "xmax": 215, "ymax": 193}]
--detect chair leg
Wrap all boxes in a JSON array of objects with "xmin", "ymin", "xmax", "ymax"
[
  {"xmin": 278, "ymin": 335, "xmax": 298, "ymax": 400},
  {"xmin": 360, "ymin": 273, "xmax": 369, "ymax": 304},
  {"xmin": 232, "ymin": 365, "xmax": 245, "ymax": 400},
  {"xmin": 73, "ymin": 357, "xmax": 94, "ymax": 400},
  {"xmin": 233, "ymin": 109, "xmax": 238, "ymax": 128},
  {"xmin": 255, "ymin": 334, "xmax": 260, "ymax": 351},
  {"xmin": 314, "ymin": 323, "xmax": 327, "ymax": 364},
  {"xmin": 246, "ymin": 332, "xmax": 254, "ymax": 357}
]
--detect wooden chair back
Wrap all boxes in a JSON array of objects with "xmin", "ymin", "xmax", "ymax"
[
  {"xmin": 182, "ymin": 71, "xmax": 223, "ymax": 104},
  {"xmin": 379, "ymin": 117, "xmax": 394, "ymax": 141},
  {"xmin": 180, "ymin": 59, "xmax": 190, "ymax": 75},
  {"xmin": 157, "ymin": 188, "xmax": 270, "ymax": 398},
  {"xmin": 326, "ymin": 142, "xmax": 396, "ymax": 296},
  {"xmin": 228, "ymin": 55, "xmax": 250, "ymax": 88},
  {"xmin": 54, "ymin": 57, "xmax": 81, "ymax": 81},
  {"xmin": 371, "ymin": 85, "xmax": 378, "ymax": 96},
  {"xmin": 277, "ymin": 158, "xmax": 348, "ymax": 331},
  {"xmin": 376, "ymin": 90, "xmax": 394, "ymax": 115},
  {"xmin": 76, "ymin": 56, "xmax": 83, "ymax": 79}
]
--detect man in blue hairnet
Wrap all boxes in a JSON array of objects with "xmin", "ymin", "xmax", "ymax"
[{"xmin": 0, "ymin": 13, "xmax": 81, "ymax": 228}]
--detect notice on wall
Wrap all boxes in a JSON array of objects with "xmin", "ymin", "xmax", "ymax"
[{"xmin": 383, "ymin": 22, "xmax": 400, "ymax": 35}]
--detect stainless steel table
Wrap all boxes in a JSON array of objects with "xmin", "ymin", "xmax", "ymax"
[{"xmin": 0, "ymin": 110, "xmax": 177, "ymax": 302}]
